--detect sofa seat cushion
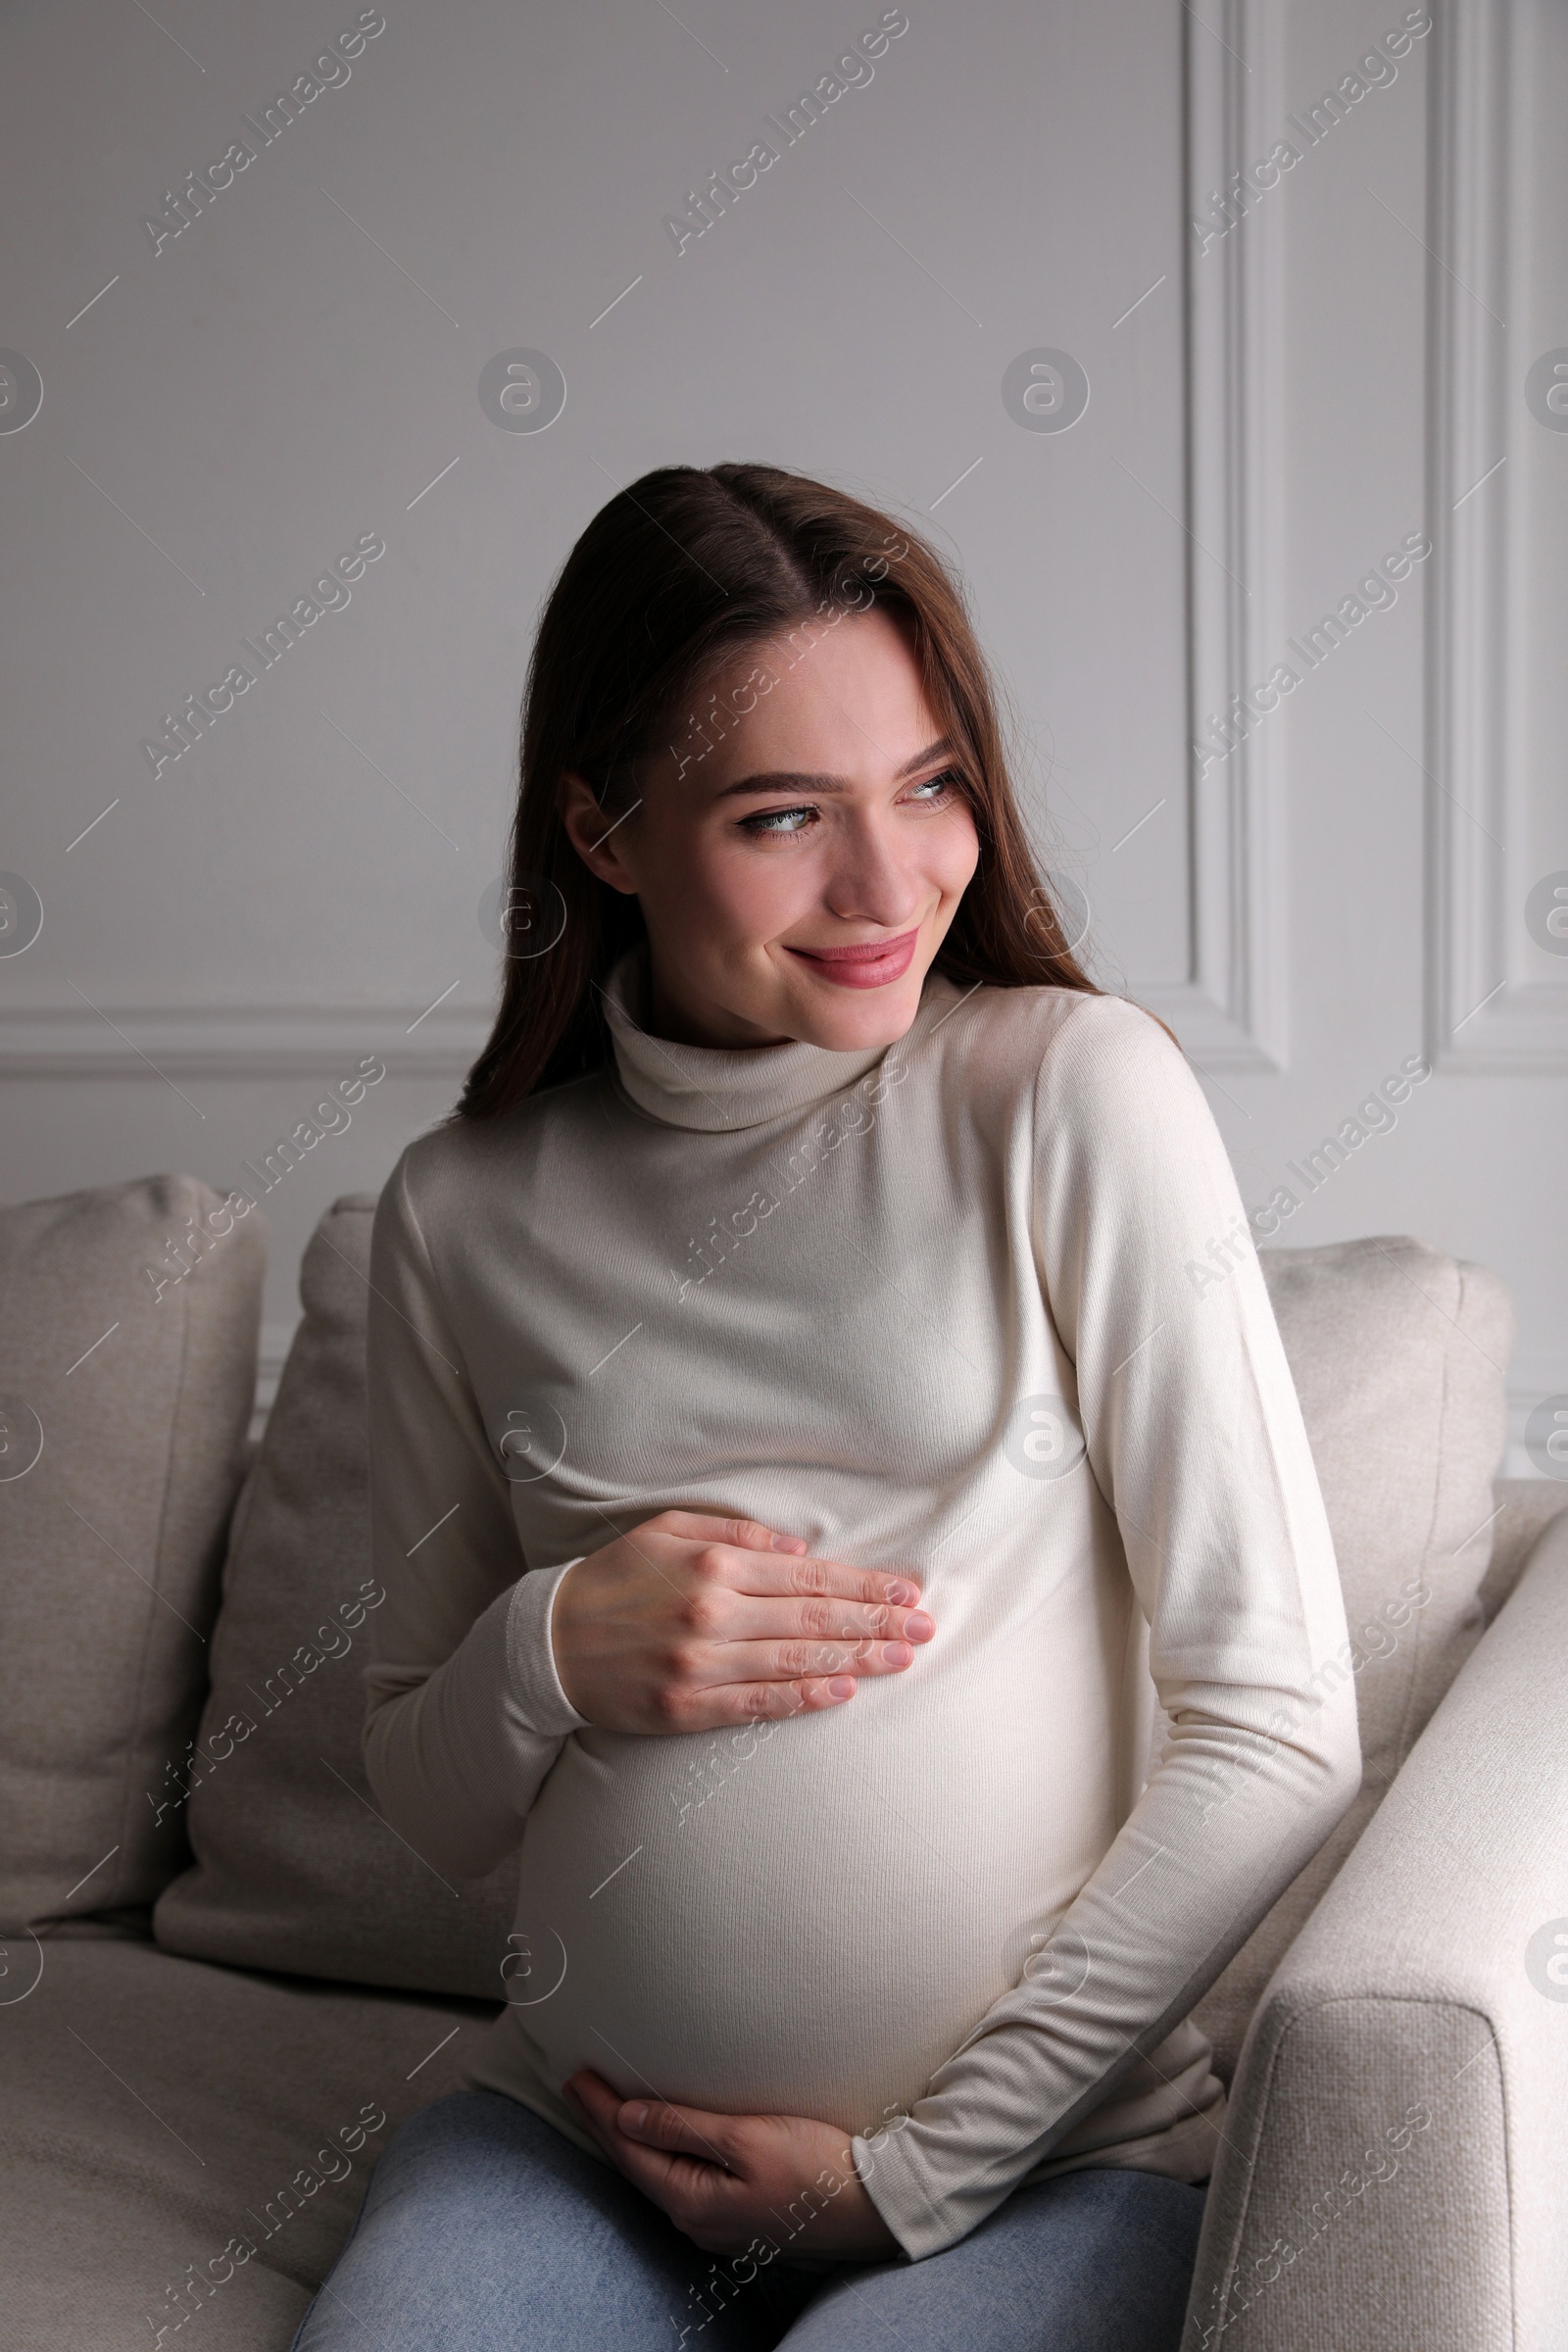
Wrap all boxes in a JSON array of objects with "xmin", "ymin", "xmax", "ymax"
[
  {"xmin": 0, "ymin": 1936, "xmax": 494, "ymax": 2351},
  {"xmin": 0, "ymin": 1175, "xmax": 265, "ymax": 1939}
]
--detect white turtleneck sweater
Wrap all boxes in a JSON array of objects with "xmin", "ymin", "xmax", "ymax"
[{"xmin": 362, "ymin": 950, "xmax": 1360, "ymax": 2262}]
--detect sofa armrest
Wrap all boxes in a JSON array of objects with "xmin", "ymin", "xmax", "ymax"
[{"xmin": 1183, "ymin": 1508, "xmax": 1568, "ymax": 2352}]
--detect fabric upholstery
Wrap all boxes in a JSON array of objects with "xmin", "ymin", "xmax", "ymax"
[
  {"xmin": 153, "ymin": 1198, "xmax": 521, "ymax": 2001},
  {"xmin": 0, "ymin": 1175, "xmax": 264, "ymax": 1937},
  {"xmin": 1188, "ymin": 1237, "xmax": 1512, "ymax": 2082},
  {"xmin": 1479, "ymin": 1477, "xmax": 1567, "ymax": 1622},
  {"xmin": 1184, "ymin": 1506, "xmax": 1568, "ymax": 2351},
  {"xmin": 0, "ymin": 1936, "xmax": 487, "ymax": 2351}
]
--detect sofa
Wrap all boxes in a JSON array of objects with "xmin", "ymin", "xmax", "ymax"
[{"xmin": 1, "ymin": 1172, "xmax": 1564, "ymax": 2351}]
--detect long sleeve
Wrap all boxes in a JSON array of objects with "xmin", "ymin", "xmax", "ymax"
[
  {"xmin": 854, "ymin": 995, "xmax": 1363, "ymax": 2259},
  {"xmin": 362, "ymin": 1150, "xmax": 587, "ymax": 1885}
]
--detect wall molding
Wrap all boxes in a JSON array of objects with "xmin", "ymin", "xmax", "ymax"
[
  {"xmin": 0, "ymin": 1002, "xmax": 490, "ymax": 1079},
  {"xmin": 1, "ymin": 15, "xmax": 1291, "ymax": 1083},
  {"xmin": 1152, "ymin": 0, "xmax": 1290, "ymax": 1074},
  {"xmin": 1427, "ymin": 0, "xmax": 1568, "ymax": 1071}
]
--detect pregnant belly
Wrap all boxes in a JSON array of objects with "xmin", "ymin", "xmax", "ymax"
[{"xmin": 501, "ymin": 1654, "xmax": 1119, "ymax": 2134}]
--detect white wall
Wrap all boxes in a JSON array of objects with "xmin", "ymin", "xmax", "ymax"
[{"xmin": 1, "ymin": 0, "xmax": 1562, "ymax": 1467}]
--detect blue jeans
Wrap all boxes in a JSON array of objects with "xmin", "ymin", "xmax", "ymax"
[{"xmin": 291, "ymin": 2090, "xmax": 1204, "ymax": 2351}]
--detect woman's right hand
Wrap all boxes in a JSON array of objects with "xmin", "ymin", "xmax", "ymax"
[{"xmin": 549, "ymin": 1508, "xmax": 934, "ymax": 1736}]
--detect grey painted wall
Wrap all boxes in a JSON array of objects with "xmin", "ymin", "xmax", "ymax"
[{"xmin": 1, "ymin": 0, "xmax": 1563, "ymax": 1469}]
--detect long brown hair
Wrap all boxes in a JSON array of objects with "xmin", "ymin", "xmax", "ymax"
[{"xmin": 457, "ymin": 463, "xmax": 1122, "ymax": 1120}]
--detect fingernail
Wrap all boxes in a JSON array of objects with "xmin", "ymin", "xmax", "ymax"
[
  {"xmin": 623, "ymin": 2102, "xmax": 648, "ymax": 2133},
  {"xmin": 905, "ymin": 1611, "xmax": 935, "ymax": 1640},
  {"xmin": 886, "ymin": 1578, "xmax": 917, "ymax": 1604},
  {"xmin": 827, "ymin": 1676, "xmax": 857, "ymax": 1699},
  {"xmin": 882, "ymin": 1642, "xmax": 912, "ymax": 1668},
  {"xmin": 776, "ymin": 1535, "xmax": 808, "ymax": 1553}
]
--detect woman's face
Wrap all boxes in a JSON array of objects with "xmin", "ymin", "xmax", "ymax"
[{"xmin": 560, "ymin": 607, "xmax": 981, "ymax": 1052}]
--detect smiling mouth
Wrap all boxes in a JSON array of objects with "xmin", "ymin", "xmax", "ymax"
[{"xmin": 783, "ymin": 928, "xmax": 921, "ymax": 989}]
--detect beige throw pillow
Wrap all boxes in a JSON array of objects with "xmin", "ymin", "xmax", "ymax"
[
  {"xmin": 153, "ymin": 1196, "xmax": 519, "ymax": 2001},
  {"xmin": 0, "ymin": 1174, "xmax": 264, "ymax": 1937}
]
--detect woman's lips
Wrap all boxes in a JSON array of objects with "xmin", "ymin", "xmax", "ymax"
[{"xmin": 784, "ymin": 928, "xmax": 920, "ymax": 989}]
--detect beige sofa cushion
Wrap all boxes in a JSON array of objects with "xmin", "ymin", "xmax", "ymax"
[
  {"xmin": 0, "ymin": 1175, "xmax": 264, "ymax": 1938},
  {"xmin": 153, "ymin": 1198, "xmax": 520, "ymax": 2001},
  {"xmin": 0, "ymin": 1936, "xmax": 483, "ymax": 2352},
  {"xmin": 1480, "ymin": 1477, "xmax": 1568, "ymax": 1622},
  {"xmin": 1190, "ymin": 1236, "xmax": 1513, "ymax": 2082}
]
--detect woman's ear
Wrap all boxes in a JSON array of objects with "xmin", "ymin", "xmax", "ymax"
[{"xmin": 557, "ymin": 769, "xmax": 641, "ymax": 894}]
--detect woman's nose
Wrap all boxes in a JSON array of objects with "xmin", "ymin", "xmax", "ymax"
[{"xmin": 821, "ymin": 817, "xmax": 923, "ymax": 928}]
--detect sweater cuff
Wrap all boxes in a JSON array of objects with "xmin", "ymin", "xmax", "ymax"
[
  {"xmin": 504, "ymin": 1559, "xmax": 591, "ymax": 1738},
  {"xmin": 850, "ymin": 2126, "xmax": 974, "ymax": 2264}
]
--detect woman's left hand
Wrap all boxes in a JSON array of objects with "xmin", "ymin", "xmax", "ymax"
[{"xmin": 564, "ymin": 2070, "xmax": 902, "ymax": 2263}]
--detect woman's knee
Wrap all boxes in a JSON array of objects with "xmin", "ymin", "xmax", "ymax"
[{"xmin": 292, "ymin": 2090, "xmax": 746, "ymax": 2352}]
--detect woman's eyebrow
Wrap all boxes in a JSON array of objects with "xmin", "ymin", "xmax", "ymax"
[{"xmin": 711, "ymin": 738, "xmax": 953, "ymax": 800}]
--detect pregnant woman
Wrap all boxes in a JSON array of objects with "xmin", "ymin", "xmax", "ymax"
[{"xmin": 295, "ymin": 464, "xmax": 1359, "ymax": 2350}]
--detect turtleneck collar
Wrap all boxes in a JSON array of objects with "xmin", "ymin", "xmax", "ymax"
[{"xmin": 600, "ymin": 943, "xmax": 964, "ymax": 1133}]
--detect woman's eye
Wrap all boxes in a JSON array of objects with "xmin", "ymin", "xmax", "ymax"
[
  {"xmin": 739, "ymin": 804, "xmax": 817, "ymax": 836},
  {"xmin": 736, "ymin": 771, "xmax": 961, "ymax": 836},
  {"xmin": 906, "ymin": 768, "xmax": 961, "ymax": 805}
]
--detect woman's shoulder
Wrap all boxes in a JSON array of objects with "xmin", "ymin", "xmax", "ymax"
[
  {"xmin": 381, "ymin": 1070, "xmax": 607, "ymax": 1240},
  {"xmin": 923, "ymin": 975, "xmax": 1188, "ymax": 1108},
  {"xmin": 926, "ymin": 980, "xmax": 1221, "ymax": 1206}
]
